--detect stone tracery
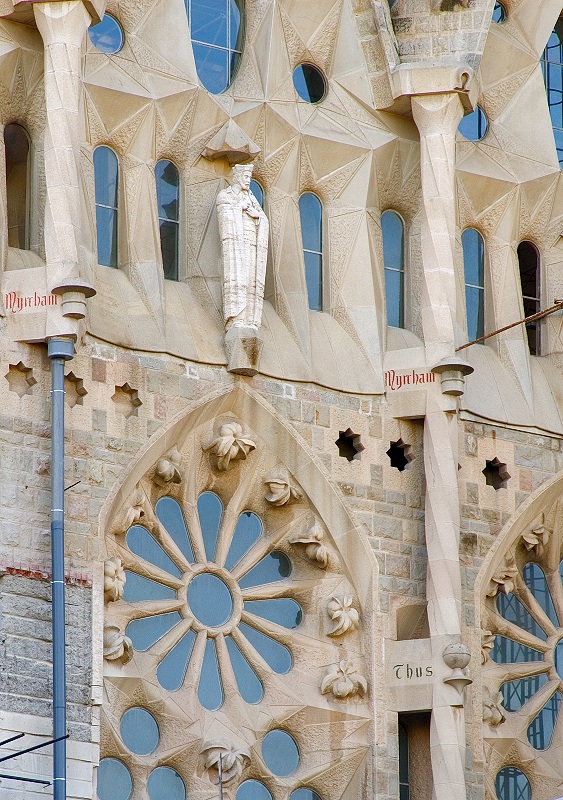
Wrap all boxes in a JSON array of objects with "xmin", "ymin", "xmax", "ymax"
[{"xmin": 100, "ymin": 399, "xmax": 373, "ymax": 800}]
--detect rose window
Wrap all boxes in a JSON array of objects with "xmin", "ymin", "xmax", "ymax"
[
  {"xmin": 101, "ymin": 412, "xmax": 371, "ymax": 800},
  {"xmin": 121, "ymin": 492, "xmax": 302, "ymax": 709},
  {"xmin": 484, "ymin": 511, "xmax": 563, "ymax": 800}
]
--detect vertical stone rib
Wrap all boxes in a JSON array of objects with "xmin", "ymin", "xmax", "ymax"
[
  {"xmin": 34, "ymin": 1, "xmax": 90, "ymax": 287},
  {"xmin": 412, "ymin": 92, "xmax": 467, "ymax": 800}
]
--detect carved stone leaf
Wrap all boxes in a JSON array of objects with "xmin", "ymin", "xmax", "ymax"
[
  {"xmin": 204, "ymin": 422, "xmax": 256, "ymax": 471},
  {"xmin": 327, "ymin": 595, "xmax": 360, "ymax": 636},
  {"xmin": 201, "ymin": 742, "xmax": 250, "ymax": 785},
  {"xmin": 481, "ymin": 630, "xmax": 495, "ymax": 665},
  {"xmin": 264, "ymin": 467, "xmax": 302, "ymax": 506},
  {"xmin": 521, "ymin": 524, "xmax": 550, "ymax": 557},
  {"xmin": 483, "ymin": 685, "xmax": 506, "ymax": 726},
  {"xmin": 321, "ymin": 660, "xmax": 367, "ymax": 699},
  {"xmin": 104, "ymin": 557, "xmax": 126, "ymax": 603},
  {"xmin": 289, "ymin": 520, "xmax": 329, "ymax": 568},
  {"xmin": 153, "ymin": 446, "xmax": 183, "ymax": 487},
  {"xmin": 486, "ymin": 554, "xmax": 518, "ymax": 597},
  {"xmin": 103, "ymin": 623, "xmax": 133, "ymax": 664}
]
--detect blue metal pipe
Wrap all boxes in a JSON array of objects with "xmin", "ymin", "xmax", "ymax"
[{"xmin": 48, "ymin": 337, "xmax": 74, "ymax": 800}]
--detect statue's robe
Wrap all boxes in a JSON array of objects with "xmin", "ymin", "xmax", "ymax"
[{"xmin": 216, "ymin": 185, "xmax": 269, "ymax": 329}]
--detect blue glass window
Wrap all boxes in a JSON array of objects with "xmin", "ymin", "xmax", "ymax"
[
  {"xmin": 198, "ymin": 637, "xmax": 223, "ymax": 709},
  {"xmin": 290, "ymin": 791, "xmax": 323, "ymax": 800},
  {"xmin": 155, "ymin": 497, "xmax": 194, "ymax": 563},
  {"xmin": 458, "ymin": 106, "xmax": 488, "ymax": 141},
  {"xmin": 542, "ymin": 19, "xmax": 563, "ymax": 167},
  {"xmin": 517, "ymin": 242, "xmax": 540, "ymax": 355},
  {"xmin": 122, "ymin": 571, "xmax": 176, "ymax": 602},
  {"xmin": 97, "ymin": 759, "xmax": 132, "ymax": 800},
  {"xmin": 147, "ymin": 767, "xmax": 185, "ymax": 800},
  {"xmin": 94, "ymin": 145, "xmax": 119, "ymax": 267},
  {"xmin": 127, "ymin": 611, "xmax": 182, "ymax": 651},
  {"xmin": 188, "ymin": 573, "xmax": 233, "ymax": 626},
  {"xmin": 492, "ymin": 2, "xmax": 506, "ymax": 22},
  {"xmin": 4, "ymin": 123, "xmax": 30, "ymax": 250},
  {"xmin": 495, "ymin": 767, "xmax": 531, "ymax": 800},
  {"xmin": 126, "ymin": 525, "xmax": 182, "ymax": 578},
  {"xmin": 522, "ymin": 563, "xmax": 556, "ymax": 625},
  {"xmin": 501, "ymin": 674, "xmax": 549, "ymax": 711},
  {"xmin": 157, "ymin": 629, "xmax": 196, "ymax": 691},
  {"xmin": 299, "ymin": 193, "xmax": 323, "ymax": 311},
  {"xmin": 186, "ymin": 0, "xmax": 244, "ymax": 94},
  {"xmin": 497, "ymin": 592, "xmax": 547, "ymax": 640},
  {"xmin": 491, "ymin": 636, "xmax": 544, "ymax": 664},
  {"xmin": 262, "ymin": 730, "xmax": 300, "ymax": 776},
  {"xmin": 88, "ymin": 14, "xmax": 124, "ymax": 54},
  {"xmin": 238, "ymin": 622, "xmax": 292, "ymax": 673},
  {"xmin": 197, "ymin": 492, "xmax": 223, "ymax": 562},
  {"xmin": 155, "ymin": 160, "xmax": 179, "ymax": 281},
  {"xmin": 120, "ymin": 708, "xmax": 159, "ymax": 754},
  {"xmin": 237, "ymin": 781, "xmax": 272, "ymax": 800},
  {"xmin": 250, "ymin": 179, "xmax": 264, "ymax": 208},
  {"xmin": 382, "ymin": 210, "xmax": 404, "ymax": 328},
  {"xmin": 238, "ymin": 551, "xmax": 292, "ymax": 589},
  {"xmin": 225, "ymin": 511, "xmax": 262, "ymax": 570},
  {"xmin": 292, "ymin": 64, "xmax": 327, "ymax": 104},
  {"xmin": 462, "ymin": 228, "xmax": 485, "ymax": 341},
  {"xmin": 244, "ymin": 599, "xmax": 302, "ymax": 629},
  {"xmin": 226, "ymin": 635, "xmax": 263, "ymax": 703},
  {"xmin": 527, "ymin": 690, "xmax": 561, "ymax": 749}
]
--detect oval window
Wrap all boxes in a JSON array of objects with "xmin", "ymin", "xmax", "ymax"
[
  {"xmin": 186, "ymin": 0, "xmax": 244, "ymax": 94},
  {"xmin": 458, "ymin": 106, "xmax": 488, "ymax": 141},
  {"xmin": 88, "ymin": 14, "xmax": 124, "ymax": 54},
  {"xmin": 292, "ymin": 64, "xmax": 327, "ymax": 104}
]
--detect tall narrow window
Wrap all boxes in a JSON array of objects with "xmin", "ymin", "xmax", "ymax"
[
  {"xmin": 299, "ymin": 192, "xmax": 323, "ymax": 311},
  {"xmin": 517, "ymin": 241, "xmax": 540, "ymax": 355},
  {"xmin": 250, "ymin": 179, "xmax": 264, "ymax": 209},
  {"xmin": 382, "ymin": 210, "xmax": 404, "ymax": 328},
  {"xmin": 462, "ymin": 228, "xmax": 485, "ymax": 342},
  {"xmin": 186, "ymin": 0, "xmax": 244, "ymax": 94},
  {"xmin": 542, "ymin": 18, "xmax": 563, "ymax": 166},
  {"xmin": 155, "ymin": 160, "xmax": 179, "ymax": 281},
  {"xmin": 94, "ymin": 146, "xmax": 119, "ymax": 268},
  {"xmin": 4, "ymin": 123, "xmax": 30, "ymax": 249}
]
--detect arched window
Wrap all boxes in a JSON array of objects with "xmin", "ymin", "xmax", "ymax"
[
  {"xmin": 155, "ymin": 160, "xmax": 179, "ymax": 281},
  {"xmin": 299, "ymin": 192, "xmax": 323, "ymax": 311},
  {"xmin": 462, "ymin": 228, "xmax": 485, "ymax": 342},
  {"xmin": 517, "ymin": 241, "xmax": 540, "ymax": 355},
  {"xmin": 398, "ymin": 722, "xmax": 409, "ymax": 800},
  {"xmin": 93, "ymin": 146, "xmax": 119, "ymax": 268},
  {"xmin": 495, "ymin": 767, "xmax": 531, "ymax": 800},
  {"xmin": 250, "ymin": 178, "xmax": 264, "ymax": 208},
  {"xmin": 381, "ymin": 210, "xmax": 404, "ymax": 328},
  {"xmin": 4, "ymin": 123, "xmax": 30, "ymax": 250},
  {"xmin": 542, "ymin": 18, "xmax": 563, "ymax": 166},
  {"xmin": 185, "ymin": 0, "xmax": 244, "ymax": 94}
]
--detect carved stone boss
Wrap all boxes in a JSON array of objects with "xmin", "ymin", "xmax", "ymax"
[{"xmin": 216, "ymin": 163, "xmax": 269, "ymax": 376}]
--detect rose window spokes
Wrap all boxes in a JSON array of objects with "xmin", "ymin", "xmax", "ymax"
[
  {"xmin": 489, "ymin": 560, "xmax": 563, "ymax": 750},
  {"xmin": 120, "ymin": 491, "xmax": 303, "ymax": 709}
]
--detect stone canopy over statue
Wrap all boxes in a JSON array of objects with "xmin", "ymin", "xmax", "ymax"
[{"xmin": 216, "ymin": 163, "xmax": 269, "ymax": 375}]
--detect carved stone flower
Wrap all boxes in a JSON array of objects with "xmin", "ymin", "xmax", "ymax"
[
  {"xmin": 104, "ymin": 557, "xmax": 126, "ymax": 603},
  {"xmin": 481, "ymin": 630, "xmax": 495, "ymax": 665},
  {"xmin": 103, "ymin": 623, "xmax": 133, "ymax": 664},
  {"xmin": 522, "ymin": 525, "xmax": 550, "ymax": 557},
  {"xmin": 204, "ymin": 422, "xmax": 256, "ymax": 471},
  {"xmin": 201, "ymin": 742, "xmax": 250, "ymax": 785},
  {"xmin": 289, "ymin": 520, "xmax": 328, "ymax": 568},
  {"xmin": 486, "ymin": 555, "xmax": 518, "ymax": 597},
  {"xmin": 327, "ymin": 595, "xmax": 359, "ymax": 636},
  {"xmin": 153, "ymin": 446, "xmax": 182, "ymax": 487},
  {"xmin": 483, "ymin": 686, "xmax": 506, "ymax": 726},
  {"xmin": 123, "ymin": 486, "xmax": 146, "ymax": 530},
  {"xmin": 321, "ymin": 660, "xmax": 367, "ymax": 699},
  {"xmin": 264, "ymin": 467, "xmax": 302, "ymax": 506}
]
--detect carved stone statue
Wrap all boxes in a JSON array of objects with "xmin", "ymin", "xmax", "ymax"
[{"xmin": 216, "ymin": 163, "xmax": 269, "ymax": 375}]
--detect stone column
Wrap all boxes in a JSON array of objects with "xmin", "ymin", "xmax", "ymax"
[
  {"xmin": 412, "ymin": 92, "xmax": 468, "ymax": 800},
  {"xmin": 34, "ymin": 0, "xmax": 91, "ymax": 288}
]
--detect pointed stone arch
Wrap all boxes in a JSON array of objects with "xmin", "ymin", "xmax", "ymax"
[{"xmin": 95, "ymin": 384, "xmax": 378, "ymax": 800}]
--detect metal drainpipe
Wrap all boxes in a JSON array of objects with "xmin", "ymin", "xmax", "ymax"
[{"xmin": 48, "ymin": 337, "xmax": 74, "ymax": 800}]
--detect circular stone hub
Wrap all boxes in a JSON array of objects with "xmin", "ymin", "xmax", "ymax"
[
  {"xmin": 188, "ymin": 572, "xmax": 233, "ymax": 627},
  {"xmin": 555, "ymin": 639, "xmax": 563, "ymax": 680}
]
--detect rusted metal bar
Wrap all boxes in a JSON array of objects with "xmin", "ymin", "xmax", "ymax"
[{"xmin": 455, "ymin": 300, "xmax": 563, "ymax": 351}]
